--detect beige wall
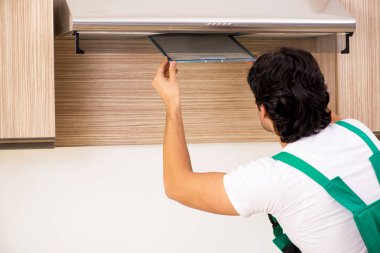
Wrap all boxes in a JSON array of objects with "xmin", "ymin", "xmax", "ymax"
[{"xmin": 0, "ymin": 142, "xmax": 281, "ymax": 253}]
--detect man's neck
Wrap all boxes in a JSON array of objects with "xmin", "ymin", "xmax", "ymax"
[{"xmin": 278, "ymin": 112, "xmax": 341, "ymax": 149}]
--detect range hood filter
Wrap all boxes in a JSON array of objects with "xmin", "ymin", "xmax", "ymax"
[{"xmin": 150, "ymin": 34, "xmax": 256, "ymax": 63}]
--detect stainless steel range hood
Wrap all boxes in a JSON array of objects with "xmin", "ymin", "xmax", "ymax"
[
  {"xmin": 54, "ymin": 0, "xmax": 356, "ymax": 55},
  {"xmin": 55, "ymin": 0, "xmax": 355, "ymax": 34}
]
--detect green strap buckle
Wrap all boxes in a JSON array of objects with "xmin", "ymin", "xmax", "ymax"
[
  {"xmin": 369, "ymin": 152, "xmax": 380, "ymax": 185},
  {"xmin": 273, "ymin": 233, "xmax": 292, "ymax": 251}
]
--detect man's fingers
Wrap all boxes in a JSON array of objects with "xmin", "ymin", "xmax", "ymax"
[
  {"xmin": 154, "ymin": 58, "xmax": 178, "ymax": 81},
  {"xmin": 164, "ymin": 62, "xmax": 171, "ymax": 78},
  {"xmin": 169, "ymin": 61, "xmax": 177, "ymax": 80},
  {"xmin": 156, "ymin": 57, "xmax": 169, "ymax": 77}
]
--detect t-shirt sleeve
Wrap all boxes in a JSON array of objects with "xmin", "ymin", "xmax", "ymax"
[{"xmin": 223, "ymin": 157, "xmax": 281, "ymax": 217}]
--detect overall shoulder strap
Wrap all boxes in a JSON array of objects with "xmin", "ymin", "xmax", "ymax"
[
  {"xmin": 273, "ymin": 152, "xmax": 329, "ymax": 186},
  {"xmin": 269, "ymin": 151, "xmax": 366, "ymax": 252},
  {"xmin": 335, "ymin": 121, "xmax": 379, "ymax": 153},
  {"xmin": 273, "ymin": 152, "xmax": 367, "ymax": 213},
  {"xmin": 335, "ymin": 120, "xmax": 380, "ymax": 185}
]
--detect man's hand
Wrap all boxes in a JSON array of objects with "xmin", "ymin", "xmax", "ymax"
[{"xmin": 152, "ymin": 57, "xmax": 180, "ymax": 110}]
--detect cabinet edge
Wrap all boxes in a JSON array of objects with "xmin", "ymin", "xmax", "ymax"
[
  {"xmin": 0, "ymin": 138, "xmax": 55, "ymax": 150},
  {"xmin": 374, "ymin": 131, "xmax": 380, "ymax": 140}
]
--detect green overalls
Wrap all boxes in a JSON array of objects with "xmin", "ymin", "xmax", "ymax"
[{"xmin": 269, "ymin": 121, "xmax": 380, "ymax": 253}]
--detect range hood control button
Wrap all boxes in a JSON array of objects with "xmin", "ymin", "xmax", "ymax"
[{"xmin": 207, "ymin": 22, "xmax": 232, "ymax": 26}]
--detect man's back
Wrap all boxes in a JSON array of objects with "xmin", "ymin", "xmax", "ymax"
[{"xmin": 224, "ymin": 119, "xmax": 380, "ymax": 253}]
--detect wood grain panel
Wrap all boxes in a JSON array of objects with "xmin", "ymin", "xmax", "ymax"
[
  {"xmin": 0, "ymin": 0, "xmax": 55, "ymax": 143},
  {"xmin": 337, "ymin": 0, "xmax": 380, "ymax": 130},
  {"xmin": 55, "ymin": 36, "xmax": 337, "ymax": 147}
]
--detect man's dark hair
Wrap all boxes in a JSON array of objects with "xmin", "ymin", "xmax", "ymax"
[{"xmin": 247, "ymin": 47, "xmax": 331, "ymax": 143}]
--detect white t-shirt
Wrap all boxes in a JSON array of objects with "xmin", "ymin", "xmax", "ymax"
[{"xmin": 223, "ymin": 119, "xmax": 380, "ymax": 253}]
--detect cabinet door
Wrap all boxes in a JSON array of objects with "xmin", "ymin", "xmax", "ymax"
[
  {"xmin": 54, "ymin": 37, "xmax": 337, "ymax": 147},
  {"xmin": 337, "ymin": 0, "xmax": 380, "ymax": 131},
  {"xmin": 0, "ymin": 0, "xmax": 55, "ymax": 148}
]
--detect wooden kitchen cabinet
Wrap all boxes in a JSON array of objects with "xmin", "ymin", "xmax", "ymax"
[
  {"xmin": 54, "ymin": 37, "xmax": 338, "ymax": 146},
  {"xmin": 337, "ymin": 0, "xmax": 380, "ymax": 131},
  {"xmin": 0, "ymin": 0, "xmax": 55, "ymax": 148},
  {"xmin": 1, "ymin": 0, "xmax": 377, "ymax": 149}
]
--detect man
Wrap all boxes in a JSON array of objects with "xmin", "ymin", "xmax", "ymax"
[{"xmin": 151, "ymin": 47, "xmax": 380, "ymax": 252}]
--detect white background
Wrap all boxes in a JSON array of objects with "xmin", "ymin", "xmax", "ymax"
[{"xmin": 0, "ymin": 142, "xmax": 281, "ymax": 253}]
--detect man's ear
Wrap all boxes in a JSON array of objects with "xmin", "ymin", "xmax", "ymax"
[
  {"xmin": 258, "ymin": 104, "xmax": 276, "ymax": 134},
  {"xmin": 258, "ymin": 104, "xmax": 268, "ymax": 119}
]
